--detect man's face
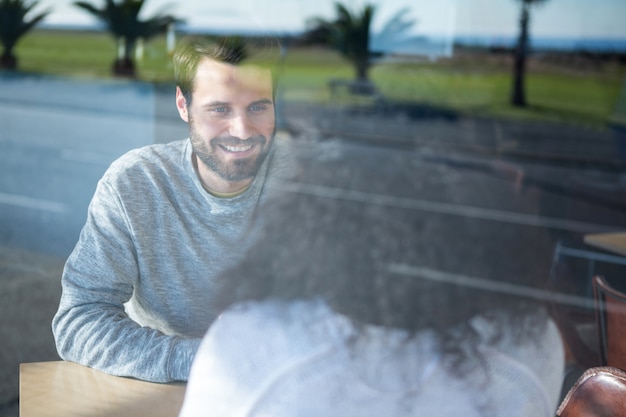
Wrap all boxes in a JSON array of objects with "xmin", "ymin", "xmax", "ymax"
[{"xmin": 176, "ymin": 58, "xmax": 275, "ymax": 193}]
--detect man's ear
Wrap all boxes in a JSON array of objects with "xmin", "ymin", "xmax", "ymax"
[{"xmin": 175, "ymin": 86, "xmax": 189, "ymax": 123}]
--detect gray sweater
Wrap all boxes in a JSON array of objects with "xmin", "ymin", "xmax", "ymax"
[{"xmin": 52, "ymin": 138, "xmax": 290, "ymax": 382}]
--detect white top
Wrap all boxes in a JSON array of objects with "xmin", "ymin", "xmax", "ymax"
[{"xmin": 179, "ymin": 299, "xmax": 564, "ymax": 417}]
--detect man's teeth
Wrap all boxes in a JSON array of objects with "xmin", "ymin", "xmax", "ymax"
[{"xmin": 224, "ymin": 145, "xmax": 253, "ymax": 152}]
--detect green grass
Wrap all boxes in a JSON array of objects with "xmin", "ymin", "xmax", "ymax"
[
  {"xmin": 9, "ymin": 29, "xmax": 626, "ymax": 127},
  {"xmin": 369, "ymin": 61, "xmax": 625, "ymax": 127},
  {"xmin": 14, "ymin": 30, "xmax": 175, "ymax": 80}
]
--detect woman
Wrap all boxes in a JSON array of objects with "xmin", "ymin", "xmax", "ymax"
[{"xmin": 179, "ymin": 145, "xmax": 564, "ymax": 416}]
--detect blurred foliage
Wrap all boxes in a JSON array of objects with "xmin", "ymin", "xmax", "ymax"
[
  {"xmin": 303, "ymin": 2, "xmax": 375, "ymax": 82},
  {"xmin": 13, "ymin": 29, "xmax": 171, "ymax": 78},
  {"xmin": 0, "ymin": 0, "xmax": 50, "ymax": 69},
  {"xmin": 11, "ymin": 29, "xmax": 626, "ymax": 128},
  {"xmin": 73, "ymin": 0, "xmax": 180, "ymax": 76}
]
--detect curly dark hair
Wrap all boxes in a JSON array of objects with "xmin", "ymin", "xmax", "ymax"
[{"xmin": 212, "ymin": 151, "xmax": 551, "ymax": 375}]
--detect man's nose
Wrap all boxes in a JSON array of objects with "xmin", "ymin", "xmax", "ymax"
[{"xmin": 228, "ymin": 114, "xmax": 255, "ymax": 140}]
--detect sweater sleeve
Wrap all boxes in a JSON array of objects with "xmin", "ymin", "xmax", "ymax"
[{"xmin": 52, "ymin": 179, "xmax": 201, "ymax": 382}]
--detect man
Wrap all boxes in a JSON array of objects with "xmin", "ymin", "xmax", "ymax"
[{"xmin": 52, "ymin": 36, "xmax": 289, "ymax": 383}]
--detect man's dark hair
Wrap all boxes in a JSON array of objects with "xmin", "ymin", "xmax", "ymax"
[{"xmin": 173, "ymin": 35, "xmax": 282, "ymax": 105}]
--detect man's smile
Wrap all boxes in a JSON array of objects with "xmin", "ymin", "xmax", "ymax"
[{"xmin": 221, "ymin": 144, "xmax": 254, "ymax": 153}]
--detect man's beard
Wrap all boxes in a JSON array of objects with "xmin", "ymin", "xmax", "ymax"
[{"xmin": 189, "ymin": 121, "xmax": 273, "ymax": 183}]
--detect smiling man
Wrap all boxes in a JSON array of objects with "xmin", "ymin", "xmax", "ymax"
[
  {"xmin": 52, "ymin": 37, "xmax": 290, "ymax": 383},
  {"xmin": 175, "ymin": 41, "xmax": 278, "ymax": 195}
]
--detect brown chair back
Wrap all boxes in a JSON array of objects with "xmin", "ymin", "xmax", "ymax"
[
  {"xmin": 593, "ymin": 275, "xmax": 626, "ymax": 370},
  {"xmin": 557, "ymin": 366, "xmax": 626, "ymax": 417}
]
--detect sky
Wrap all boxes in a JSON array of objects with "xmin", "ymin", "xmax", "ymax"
[{"xmin": 36, "ymin": 0, "xmax": 626, "ymax": 40}]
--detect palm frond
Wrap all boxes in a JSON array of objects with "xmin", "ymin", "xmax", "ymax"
[
  {"xmin": 73, "ymin": 0, "xmax": 177, "ymax": 41},
  {"xmin": 0, "ymin": 0, "xmax": 50, "ymax": 53},
  {"xmin": 301, "ymin": 2, "xmax": 376, "ymax": 80},
  {"xmin": 73, "ymin": 1, "xmax": 105, "ymax": 19}
]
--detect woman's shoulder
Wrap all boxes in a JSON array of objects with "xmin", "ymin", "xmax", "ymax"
[
  {"xmin": 210, "ymin": 299, "xmax": 340, "ymax": 347},
  {"xmin": 188, "ymin": 300, "xmax": 342, "ymax": 405},
  {"xmin": 469, "ymin": 313, "xmax": 563, "ymax": 365},
  {"xmin": 464, "ymin": 314, "xmax": 565, "ymax": 416},
  {"xmin": 209, "ymin": 299, "xmax": 337, "ymax": 346}
]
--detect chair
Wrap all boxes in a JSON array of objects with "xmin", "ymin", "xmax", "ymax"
[
  {"xmin": 551, "ymin": 242, "xmax": 626, "ymax": 299},
  {"xmin": 556, "ymin": 366, "xmax": 626, "ymax": 417},
  {"xmin": 593, "ymin": 275, "xmax": 626, "ymax": 370}
]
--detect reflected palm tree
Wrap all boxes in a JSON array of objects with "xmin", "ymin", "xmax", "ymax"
[
  {"xmin": 305, "ymin": 2, "xmax": 376, "ymax": 83},
  {"xmin": 370, "ymin": 7, "xmax": 420, "ymax": 58},
  {"xmin": 74, "ymin": 0, "xmax": 179, "ymax": 77},
  {"xmin": 511, "ymin": 0, "xmax": 549, "ymax": 107},
  {"xmin": 375, "ymin": 7, "xmax": 417, "ymax": 46},
  {"xmin": 0, "ymin": 0, "xmax": 50, "ymax": 70}
]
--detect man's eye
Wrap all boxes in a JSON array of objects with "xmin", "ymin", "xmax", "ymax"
[
  {"xmin": 249, "ymin": 105, "xmax": 266, "ymax": 112},
  {"xmin": 212, "ymin": 107, "xmax": 229, "ymax": 113}
]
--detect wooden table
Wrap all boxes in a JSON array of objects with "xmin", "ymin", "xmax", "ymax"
[
  {"xmin": 584, "ymin": 232, "xmax": 626, "ymax": 257},
  {"xmin": 20, "ymin": 361, "xmax": 186, "ymax": 417}
]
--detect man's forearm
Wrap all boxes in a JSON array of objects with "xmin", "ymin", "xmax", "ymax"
[{"xmin": 53, "ymin": 300, "xmax": 201, "ymax": 382}]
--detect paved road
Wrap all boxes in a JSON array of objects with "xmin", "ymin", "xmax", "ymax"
[
  {"xmin": 1, "ymin": 74, "xmax": 626, "ymax": 416},
  {"xmin": 0, "ymin": 75, "xmax": 188, "ymax": 257}
]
